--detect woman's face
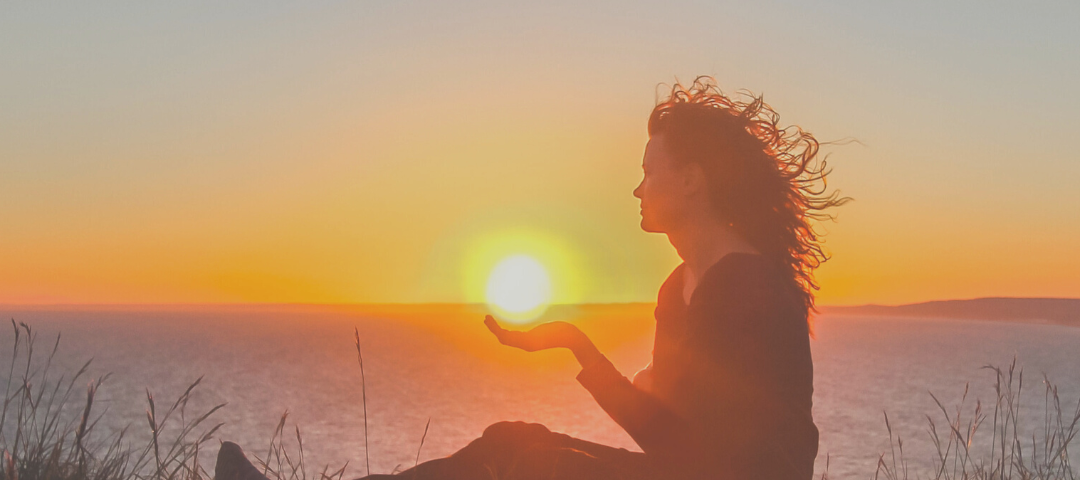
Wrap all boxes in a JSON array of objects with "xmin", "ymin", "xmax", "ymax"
[{"xmin": 633, "ymin": 135, "xmax": 694, "ymax": 233}]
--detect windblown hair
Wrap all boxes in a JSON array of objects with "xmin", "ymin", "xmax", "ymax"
[{"xmin": 648, "ymin": 77, "xmax": 851, "ymax": 333}]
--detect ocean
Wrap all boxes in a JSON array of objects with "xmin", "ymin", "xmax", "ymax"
[{"xmin": 1, "ymin": 304, "xmax": 1078, "ymax": 479}]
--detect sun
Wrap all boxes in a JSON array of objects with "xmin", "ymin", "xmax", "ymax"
[{"xmin": 485, "ymin": 254, "xmax": 552, "ymax": 323}]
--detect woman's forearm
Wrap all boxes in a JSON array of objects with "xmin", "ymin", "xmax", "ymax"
[{"xmin": 571, "ymin": 338, "xmax": 605, "ymax": 370}]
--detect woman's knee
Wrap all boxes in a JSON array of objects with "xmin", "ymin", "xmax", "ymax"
[{"xmin": 481, "ymin": 421, "xmax": 553, "ymax": 445}]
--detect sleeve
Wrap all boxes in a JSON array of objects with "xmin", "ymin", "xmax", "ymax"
[{"xmin": 575, "ymin": 354, "xmax": 711, "ymax": 463}]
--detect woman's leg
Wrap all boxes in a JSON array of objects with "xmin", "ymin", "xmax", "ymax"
[
  {"xmin": 215, "ymin": 423, "xmax": 655, "ymax": 480},
  {"xmin": 365, "ymin": 421, "xmax": 653, "ymax": 480}
]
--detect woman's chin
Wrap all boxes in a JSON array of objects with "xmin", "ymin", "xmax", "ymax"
[{"xmin": 639, "ymin": 219, "xmax": 663, "ymax": 233}]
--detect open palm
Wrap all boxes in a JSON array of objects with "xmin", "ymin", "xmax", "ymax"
[{"xmin": 484, "ymin": 315, "xmax": 587, "ymax": 352}]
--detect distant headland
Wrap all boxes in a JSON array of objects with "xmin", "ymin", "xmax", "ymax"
[{"xmin": 820, "ymin": 297, "xmax": 1080, "ymax": 327}]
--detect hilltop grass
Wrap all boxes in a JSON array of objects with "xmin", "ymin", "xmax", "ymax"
[
  {"xmin": 866, "ymin": 358, "xmax": 1080, "ymax": 480},
  {"xmin": 2, "ymin": 319, "xmax": 1078, "ymax": 480},
  {"xmin": 0, "ymin": 321, "xmax": 388, "ymax": 480},
  {"xmin": 0, "ymin": 320, "xmax": 222, "ymax": 480}
]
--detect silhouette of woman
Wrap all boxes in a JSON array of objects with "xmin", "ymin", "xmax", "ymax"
[{"xmin": 215, "ymin": 77, "xmax": 849, "ymax": 480}]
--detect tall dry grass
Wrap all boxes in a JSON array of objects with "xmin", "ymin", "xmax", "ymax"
[
  {"xmin": 868, "ymin": 358, "xmax": 1079, "ymax": 480},
  {"xmin": 0, "ymin": 320, "xmax": 224, "ymax": 480},
  {"xmin": 250, "ymin": 411, "xmax": 348, "ymax": 480},
  {"xmin": 0, "ymin": 320, "xmax": 395, "ymax": 480}
]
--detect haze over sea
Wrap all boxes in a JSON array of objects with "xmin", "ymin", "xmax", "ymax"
[{"xmin": 2, "ymin": 304, "xmax": 1078, "ymax": 479}]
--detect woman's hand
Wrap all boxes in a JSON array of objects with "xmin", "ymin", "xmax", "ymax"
[
  {"xmin": 484, "ymin": 315, "xmax": 587, "ymax": 352},
  {"xmin": 484, "ymin": 315, "xmax": 606, "ymax": 369}
]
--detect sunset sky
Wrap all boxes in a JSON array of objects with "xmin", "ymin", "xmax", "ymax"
[{"xmin": 2, "ymin": 1, "xmax": 1078, "ymax": 306}]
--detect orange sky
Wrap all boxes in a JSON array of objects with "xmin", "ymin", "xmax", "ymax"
[{"xmin": 1, "ymin": 2, "xmax": 1078, "ymax": 306}]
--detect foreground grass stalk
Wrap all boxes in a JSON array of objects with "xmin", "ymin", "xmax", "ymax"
[
  {"xmin": 414, "ymin": 418, "xmax": 430, "ymax": 469},
  {"xmin": 353, "ymin": 328, "xmax": 369, "ymax": 478}
]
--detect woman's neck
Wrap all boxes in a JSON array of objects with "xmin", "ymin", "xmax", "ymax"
[{"xmin": 666, "ymin": 218, "xmax": 759, "ymax": 290}]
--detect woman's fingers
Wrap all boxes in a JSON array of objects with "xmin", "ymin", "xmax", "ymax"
[
  {"xmin": 484, "ymin": 315, "xmax": 505, "ymax": 337},
  {"xmin": 484, "ymin": 315, "xmax": 539, "ymax": 351},
  {"xmin": 485, "ymin": 315, "xmax": 512, "ymax": 344}
]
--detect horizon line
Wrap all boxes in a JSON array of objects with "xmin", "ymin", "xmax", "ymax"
[{"xmin": 2, "ymin": 296, "xmax": 1078, "ymax": 311}]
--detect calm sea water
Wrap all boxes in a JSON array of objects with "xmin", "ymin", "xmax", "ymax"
[{"xmin": 1, "ymin": 305, "xmax": 1078, "ymax": 479}]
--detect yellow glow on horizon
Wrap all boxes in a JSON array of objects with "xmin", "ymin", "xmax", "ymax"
[
  {"xmin": 461, "ymin": 226, "xmax": 585, "ymax": 319},
  {"xmin": 485, "ymin": 254, "xmax": 551, "ymax": 323}
]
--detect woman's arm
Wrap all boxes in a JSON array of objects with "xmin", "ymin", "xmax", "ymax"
[
  {"xmin": 484, "ymin": 315, "xmax": 712, "ymax": 465},
  {"xmin": 568, "ymin": 334, "xmax": 605, "ymax": 370},
  {"xmin": 574, "ymin": 352, "xmax": 712, "ymax": 465}
]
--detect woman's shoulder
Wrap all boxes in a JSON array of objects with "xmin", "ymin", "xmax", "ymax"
[
  {"xmin": 656, "ymin": 253, "xmax": 774, "ymax": 304},
  {"xmin": 702, "ymin": 252, "xmax": 777, "ymax": 296},
  {"xmin": 655, "ymin": 252, "xmax": 801, "ymax": 318},
  {"xmin": 694, "ymin": 253, "xmax": 804, "ymax": 327}
]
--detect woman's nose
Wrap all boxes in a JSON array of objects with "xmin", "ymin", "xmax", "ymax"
[{"xmin": 633, "ymin": 180, "xmax": 644, "ymax": 199}]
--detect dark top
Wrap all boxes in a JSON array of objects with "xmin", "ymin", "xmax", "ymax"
[{"xmin": 576, "ymin": 252, "xmax": 819, "ymax": 479}]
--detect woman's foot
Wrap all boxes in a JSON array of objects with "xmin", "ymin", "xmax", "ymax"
[{"xmin": 215, "ymin": 442, "xmax": 271, "ymax": 480}]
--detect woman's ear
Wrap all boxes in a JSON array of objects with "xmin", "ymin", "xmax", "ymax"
[{"xmin": 681, "ymin": 162, "xmax": 708, "ymax": 197}]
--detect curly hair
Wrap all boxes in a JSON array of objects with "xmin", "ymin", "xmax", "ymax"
[{"xmin": 648, "ymin": 77, "xmax": 851, "ymax": 333}]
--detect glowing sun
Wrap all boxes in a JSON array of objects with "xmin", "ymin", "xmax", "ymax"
[{"xmin": 485, "ymin": 254, "xmax": 552, "ymax": 323}]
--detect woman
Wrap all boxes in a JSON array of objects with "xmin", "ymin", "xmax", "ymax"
[
  {"xmin": 216, "ymin": 77, "xmax": 847, "ymax": 480},
  {"xmin": 372, "ymin": 77, "xmax": 846, "ymax": 479}
]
